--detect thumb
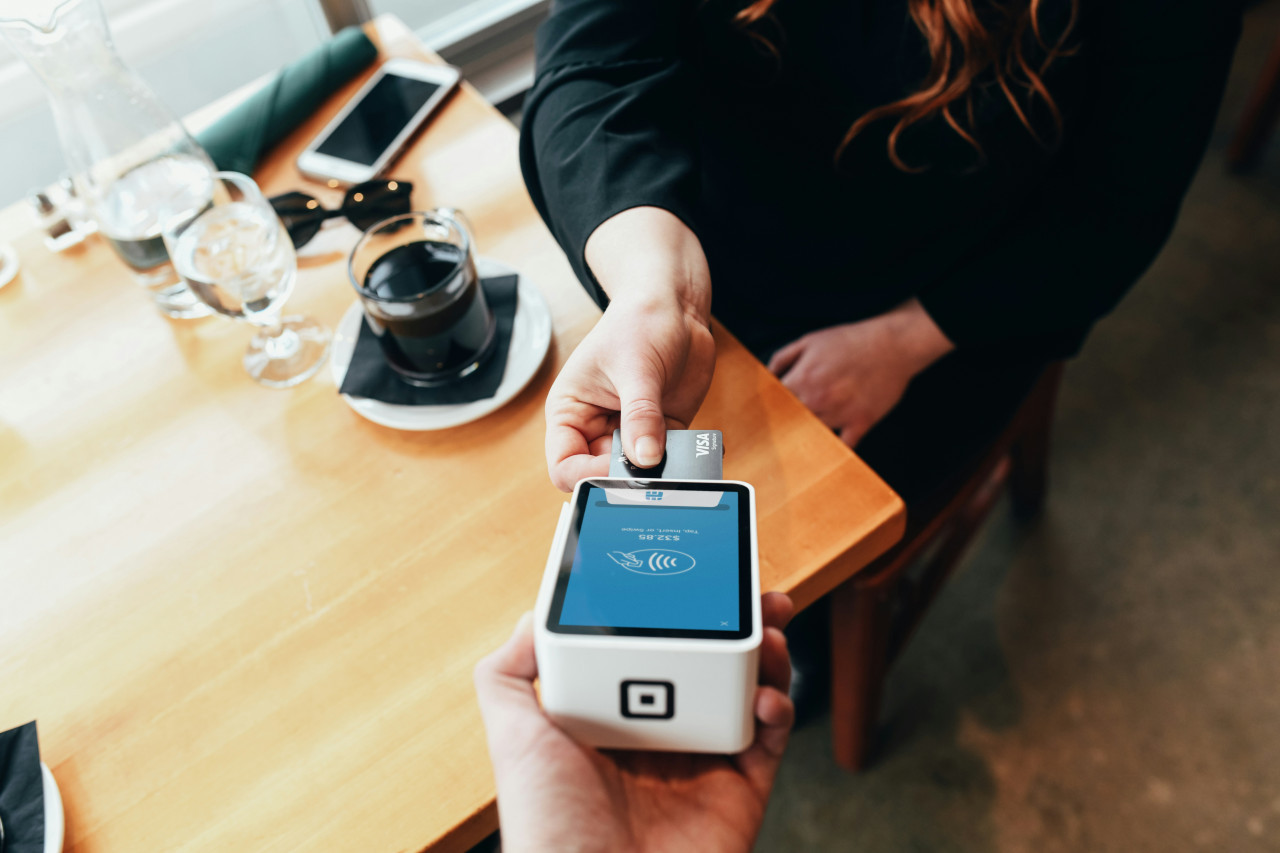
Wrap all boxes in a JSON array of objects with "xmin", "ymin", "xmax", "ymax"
[
  {"xmin": 473, "ymin": 612, "xmax": 541, "ymax": 731},
  {"xmin": 616, "ymin": 369, "xmax": 667, "ymax": 468}
]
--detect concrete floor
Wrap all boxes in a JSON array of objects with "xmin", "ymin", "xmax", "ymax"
[{"xmin": 757, "ymin": 4, "xmax": 1280, "ymax": 852}]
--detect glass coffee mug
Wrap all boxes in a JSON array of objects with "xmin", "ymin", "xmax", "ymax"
[{"xmin": 348, "ymin": 209, "xmax": 497, "ymax": 386}]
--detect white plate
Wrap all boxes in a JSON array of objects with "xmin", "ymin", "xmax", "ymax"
[
  {"xmin": 42, "ymin": 762, "xmax": 63, "ymax": 853},
  {"xmin": 331, "ymin": 257, "xmax": 552, "ymax": 431}
]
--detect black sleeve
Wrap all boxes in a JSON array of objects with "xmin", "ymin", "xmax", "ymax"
[
  {"xmin": 519, "ymin": 0, "xmax": 703, "ymax": 309},
  {"xmin": 916, "ymin": 3, "xmax": 1243, "ymax": 359}
]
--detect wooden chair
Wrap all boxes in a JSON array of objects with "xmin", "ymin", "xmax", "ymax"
[
  {"xmin": 1228, "ymin": 29, "xmax": 1280, "ymax": 173},
  {"xmin": 829, "ymin": 362, "xmax": 1066, "ymax": 770}
]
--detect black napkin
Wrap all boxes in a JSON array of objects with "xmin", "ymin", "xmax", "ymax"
[
  {"xmin": 0, "ymin": 721, "xmax": 44, "ymax": 853},
  {"xmin": 340, "ymin": 274, "xmax": 519, "ymax": 405}
]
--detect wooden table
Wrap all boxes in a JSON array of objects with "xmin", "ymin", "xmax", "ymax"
[{"xmin": 0, "ymin": 16, "xmax": 903, "ymax": 853}]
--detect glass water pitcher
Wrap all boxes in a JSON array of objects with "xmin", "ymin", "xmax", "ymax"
[{"xmin": 0, "ymin": 0, "xmax": 215, "ymax": 318}]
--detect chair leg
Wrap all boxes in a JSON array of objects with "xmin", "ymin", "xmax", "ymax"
[
  {"xmin": 1010, "ymin": 363, "xmax": 1064, "ymax": 520},
  {"xmin": 830, "ymin": 577, "xmax": 892, "ymax": 771},
  {"xmin": 1228, "ymin": 31, "xmax": 1280, "ymax": 173}
]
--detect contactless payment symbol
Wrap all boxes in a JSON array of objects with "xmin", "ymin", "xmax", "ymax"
[{"xmin": 607, "ymin": 549, "xmax": 696, "ymax": 576}]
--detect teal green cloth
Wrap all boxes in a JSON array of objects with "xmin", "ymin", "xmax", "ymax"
[{"xmin": 196, "ymin": 27, "xmax": 378, "ymax": 175}]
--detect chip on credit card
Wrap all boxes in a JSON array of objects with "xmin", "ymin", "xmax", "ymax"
[{"xmin": 608, "ymin": 429, "xmax": 724, "ymax": 480}]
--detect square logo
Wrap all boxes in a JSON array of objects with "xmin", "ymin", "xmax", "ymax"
[{"xmin": 620, "ymin": 680, "xmax": 675, "ymax": 719}]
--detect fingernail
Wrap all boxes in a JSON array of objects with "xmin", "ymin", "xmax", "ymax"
[{"xmin": 635, "ymin": 436, "xmax": 662, "ymax": 466}]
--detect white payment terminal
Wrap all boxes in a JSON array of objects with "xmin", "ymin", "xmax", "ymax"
[{"xmin": 533, "ymin": 477, "xmax": 762, "ymax": 753}]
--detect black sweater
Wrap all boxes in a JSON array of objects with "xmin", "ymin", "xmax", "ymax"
[{"xmin": 519, "ymin": 0, "xmax": 1241, "ymax": 359}]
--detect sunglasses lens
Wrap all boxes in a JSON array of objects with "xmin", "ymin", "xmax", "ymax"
[
  {"xmin": 345, "ymin": 180, "xmax": 413, "ymax": 232},
  {"xmin": 270, "ymin": 191, "xmax": 325, "ymax": 248}
]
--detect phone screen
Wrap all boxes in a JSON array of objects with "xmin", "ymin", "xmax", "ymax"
[
  {"xmin": 315, "ymin": 73, "xmax": 442, "ymax": 166},
  {"xmin": 548, "ymin": 481, "xmax": 753, "ymax": 639}
]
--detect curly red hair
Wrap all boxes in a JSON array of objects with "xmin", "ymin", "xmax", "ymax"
[{"xmin": 735, "ymin": 0, "xmax": 1079, "ymax": 170}]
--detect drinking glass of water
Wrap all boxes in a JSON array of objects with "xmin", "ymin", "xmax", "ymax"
[
  {"xmin": 163, "ymin": 172, "xmax": 331, "ymax": 388},
  {"xmin": 101, "ymin": 153, "xmax": 216, "ymax": 319}
]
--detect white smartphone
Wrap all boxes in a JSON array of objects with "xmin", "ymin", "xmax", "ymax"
[{"xmin": 296, "ymin": 58, "xmax": 461, "ymax": 186}]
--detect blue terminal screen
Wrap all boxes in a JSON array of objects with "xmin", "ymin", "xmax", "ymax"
[{"xmin": 555, "ymin": 485, "xmax": 746, "ymax": 636}]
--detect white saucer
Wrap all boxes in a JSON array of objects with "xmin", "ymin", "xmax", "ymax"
[
  {"xmin": 42, "ymin": 762, "xmax": 64, "ymax": 853},
  {"xmin": 331, "ymin": 257, "xmax": 553, "ymax": 431}
]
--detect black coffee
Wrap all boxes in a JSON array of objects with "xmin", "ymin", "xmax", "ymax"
[{"xmin": 362, "ymin": 240, "xmax": 494, "ymax": 379}]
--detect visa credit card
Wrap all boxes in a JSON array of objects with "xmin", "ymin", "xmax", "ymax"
[{"xmin": 609, "ymin": 429, "xmax": 724, "ymax": 480}]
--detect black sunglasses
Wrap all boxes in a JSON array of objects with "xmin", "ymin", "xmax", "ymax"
[{"xmin": 269, "ymin": 179, "xmax": 414, "ymax": 248}]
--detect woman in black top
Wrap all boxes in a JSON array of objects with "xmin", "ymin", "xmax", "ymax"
[{"xmin": 520, "ymin": 0, "xmax": 1241, "ymax": 502}]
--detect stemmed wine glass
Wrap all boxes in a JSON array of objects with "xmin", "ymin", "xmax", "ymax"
[{"xmin": 163, "ymin": 172, "xmax": 330, "ymax": 387}]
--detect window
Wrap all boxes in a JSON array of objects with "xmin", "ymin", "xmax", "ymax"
[
  {"xmin": 0, "ymin": 0, "xmax": 546, "ymax": 207},
  {"xmin": 0, "ymin": 0, "xmax": 329, "ymax": 206}
]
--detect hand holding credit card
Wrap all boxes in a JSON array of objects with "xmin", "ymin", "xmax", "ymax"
[
  {"xmin": 540, "ymin": 217, "xmax": 718, "ymax": 491},
  {"xmin": 610, "ymin": 429, "xmax": 724, "ymax": 480}
]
